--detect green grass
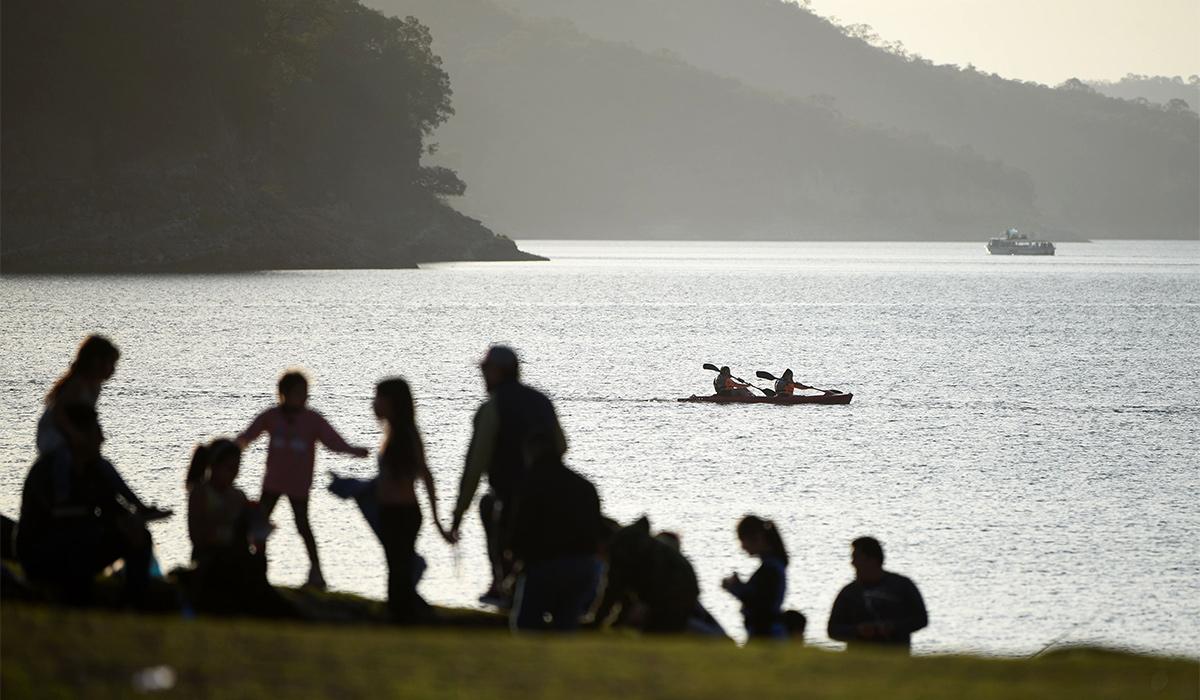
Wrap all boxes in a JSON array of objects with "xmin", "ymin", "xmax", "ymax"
[{"xmin": 2, "ymin": 602, "xmax": 1196, "ymax": 699}]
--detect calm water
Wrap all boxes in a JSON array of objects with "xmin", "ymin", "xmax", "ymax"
[{"xmin": 1, "ymin": 240, "xmax": 1197, "ymax": 656}]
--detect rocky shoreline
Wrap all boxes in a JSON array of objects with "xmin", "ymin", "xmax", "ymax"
[{"xmin": 1, "ymin": 180, "xmax": 542, "ymax": 274}]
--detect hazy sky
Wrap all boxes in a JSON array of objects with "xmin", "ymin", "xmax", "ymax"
[{"xmin": 807, "ymin": 0, "xmax": 1200, "ymax": 85}]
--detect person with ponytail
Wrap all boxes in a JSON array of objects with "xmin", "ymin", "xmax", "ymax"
[
  {"xmin": 185, "ymin": 438, "xmax": 292, "ymax": 618},
  {"xmin": 37, "ymin": 335, "xmax": 120, "ymax": 455},
  {"xmin": 722, "ymin": 515, "xmax": 789, "ymax": 640},
  {"xmin": 373, "ymin": 378, "xmax": 451, "ymax": 624}
]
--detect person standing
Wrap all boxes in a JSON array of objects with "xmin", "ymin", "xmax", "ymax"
[
  {"xmin": 373, "ymin": 378, "xmax": 451, "ymax": 623},
  {"xmin": 237, "ymin": 371, "xmax": 370, "ymax": 590},
  {"xmin": 827, "ymin": 536, "xmax": 928, "ymax": 652},
  {"xmin": 448, "ymin": 346, "xmax": 567, "ymax": 605}
]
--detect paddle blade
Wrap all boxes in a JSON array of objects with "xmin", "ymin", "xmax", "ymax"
[
  {"xmin": 755, "ymin": 371, "xmax": 777, "ymax": 380},
  {"xmin": 702, "ymin": 363, "xmax": 720, "ymax": 372},
  {"xmin": 760, "ymin": 387, "xmax": 777, "ymax": 397}
]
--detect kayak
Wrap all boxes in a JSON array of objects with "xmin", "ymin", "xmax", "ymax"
[{"xmin": 677, "ymin": 392, "xmax": 853, "ymax": 405}]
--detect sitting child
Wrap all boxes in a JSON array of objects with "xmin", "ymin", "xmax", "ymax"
[{"xmin": 185, "ymin": 439, "xmax": 293, "ymax": 618}]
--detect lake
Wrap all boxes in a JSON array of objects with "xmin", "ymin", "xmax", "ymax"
[{"xmin": 1, "ymin": 239, "xmax": 1197, "ymax": 655}]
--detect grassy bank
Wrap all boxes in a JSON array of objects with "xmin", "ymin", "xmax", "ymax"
[{"xmin": 2, "ymin": 603, "xmax": 1196, "ymax": 699}]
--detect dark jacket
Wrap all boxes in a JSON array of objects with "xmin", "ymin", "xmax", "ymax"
[
  {"xmin": 510, "ymin": 461, "xmax": 602, "ymax": 565},
  {"xmin": 728, "ymin": 556, "xmax": 788, "ymax": 638},
  {"xmin": 17, "ymin": 450, "xmax": 122, "ymax": 559},
  {"xmin": 827, "ymin": 571, "xmax": 928, "ymax": 649},
  {"xmin": 489, "ymin": 380, "xmax": 562, "ymax": 502}
]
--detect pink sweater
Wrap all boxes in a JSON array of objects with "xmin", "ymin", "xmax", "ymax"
[{"xmin": 238, "ymin": 406, "xmax": 357, "ymax": 499}]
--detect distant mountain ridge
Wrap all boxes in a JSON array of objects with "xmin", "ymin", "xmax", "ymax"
[
  {"xmin": 480, "ymin": 0, "xmax": 1199, "ymax": 239},
  {"xmin": 1086, "ymin": 75, "xmax": 1200, "ymax": 111},
  {"xmin": 370, "ymin": 0, "xmax": 1043, "ymax": 240}
]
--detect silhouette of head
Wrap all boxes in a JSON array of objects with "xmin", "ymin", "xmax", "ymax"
[
  {"xmin": 207, "ymin": 439, "xmax": 242, "ymax": 490},
  {"xmin": 278, "ymin": 371, "xmax": 309, "ymax": 409},
  {"xmin": 74, "ymin": 335, "xmax": 120, "ymax": 380},
  {"xmin": 63, "ymin": 403, "xmax": 103, "ymax": 463},
  {"xmin": 851, "ymin": 536, "xmax": 885, "ymax": 584},
  {"xmin": 737, "ymin": 515, "xmax": 789, "ymax": 564},
  {"xmin": 480, "ymin": 345, "xmax": 519, "ymax": 391},
  {"xmin": 47, "ymin": 335, "xmax": 120, "ymax": 405},
  {"xmin": 782, "ymin": 369, "xmax": 793, "ymax": 381},
  {"xmin": 374, "ymin": 377, "xmax": 414, "ymax": 427},
  {"xmin": 186, "ymin": 438, "xmax": 242, "ymax": 490}
]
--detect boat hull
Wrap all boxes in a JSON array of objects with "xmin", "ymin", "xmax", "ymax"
[
  {"xmin": 987, "ymin": 241, "xmax": 1055, "ymax": 255},
  {"xmin": 677, "ymin": 393, "xmax": 853, "ymax": 405}
]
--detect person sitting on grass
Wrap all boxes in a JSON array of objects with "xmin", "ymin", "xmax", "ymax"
[
  {"xmin": 508, "ymin": 431, "xmax": 604, "ymax": 632},
  {"xmin": 185, "ymin": 438, "xmax": 295, "ymax": 618},
  {"xmin": 238, "ymin": 370, "xmax": 370, "ymax": 590},
  {"xmin": 17, "ymin": 404, "xmax": 170, "ymax": 607},
  {"xmin": 827, "ymin": 536, "xmax": 928, "ymax": 652},
  {"xmin": 722, "ymin": 515, "xmax": 789, "ymax": 640}
]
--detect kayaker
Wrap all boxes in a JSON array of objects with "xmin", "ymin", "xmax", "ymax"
[
  {"xmin": 773, "ymin": 369, "xmax": 808, "ymax": 396},
  {"xmin": 714, "ymin": 366, "xmax": 753, "ymax": 397}
]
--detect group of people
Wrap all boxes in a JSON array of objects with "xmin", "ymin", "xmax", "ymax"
[
  {"xmin": 713, "ymin": 367, "xmax": 810, "ymax": 397},
  {"xmin": 10, "ymin": 335, "xmax": 928, "ymax": 650}
]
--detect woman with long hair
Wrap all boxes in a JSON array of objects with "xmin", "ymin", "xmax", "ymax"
[
  {"xmin": 37, "ymin": 335, "xmax": 120, "ymax": 454},
  {"xmin": 722, "ymin": 515, "xmax": 790, "ymax": 640},
  {"xmin": 373, "ymin": 377, "xmax": 451, "ymax": 623}
]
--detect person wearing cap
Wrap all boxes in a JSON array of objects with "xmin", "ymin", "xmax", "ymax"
[{"xmin": 449, "ymin": 345, "xmax": 567, "ymax": 605}]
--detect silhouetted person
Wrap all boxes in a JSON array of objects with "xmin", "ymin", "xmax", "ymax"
[
  {"xmin": 17, "ymin": 404, "xmax": 169, "ymax": 606},
  {"xmin": 373, "ymin": 378, "xmax": 451, "ymax": 624},
  {"xmin": 37, "ymin": 335, "xmax": 120, "ymax": 455},
  {"xmin": 722, "ymin": 515, "xmax": 789, "ymax": 640},
  {"xmin": 185, "ymin": 439, "xmax": 294, "ymax": 618},
  {"xmin": 593, "ymin": 516, "xmax": 700, "ymax": 633},
  {"xmin": 714, "ymin": 366, "xmax": 753, "ymax": 397},
  {"xmin": 772, "ymin": 369, "xmax": 812, "ymax": 396},
  {"xmin": 449, "ymin": 345, "xmax": 566, "ymax": 605},
  {"xmin": 508, "ymin": 432, "xmax": 603, "ymax": 631},
  {"xmin": 653, "ymin": 528, "xmax": 726, "ymax": 637},
  {"xmin": 827, "ymin": 537, "xmax": 928, "ymax": 652},
  {"xmin": 783, "ymin": 610, "xmax": 808, "ymax": 643},
  {"xmin": 237, "ymin": 370, "xmax": 369, "ymax": 590}
]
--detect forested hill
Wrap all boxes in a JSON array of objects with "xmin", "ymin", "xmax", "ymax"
[
  {"xmin": 370, "ymin": 0, "xmax": 1040, "ymax": 241},
  {"xmin": 1086, "ymin": 75, "xmax": 1200, "ymax": 112},
  {"xmin": 1, "ymin": 0, "xmax": 535, "ymax": 273},
  {"xmin": 495, "ymin": 0, "xmax": 1200, "ymax": 240}
]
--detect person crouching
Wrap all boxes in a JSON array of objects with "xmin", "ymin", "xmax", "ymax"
[{"xmin": 508, "ymin": 432, "xmax": 604, "ymax": 632}]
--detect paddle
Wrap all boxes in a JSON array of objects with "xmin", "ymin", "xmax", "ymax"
[
  {"xmin": 755, "ymin": 370, "xmax": 842, "ymax": 395},
  {"xmin": 703, "ymin": 364, "xmax": 776, "ymax": 397}
]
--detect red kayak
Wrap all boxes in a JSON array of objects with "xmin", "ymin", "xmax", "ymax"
[{"xmin": 677, "ymin": 392, "xmax": 853, "ymax": 405}]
